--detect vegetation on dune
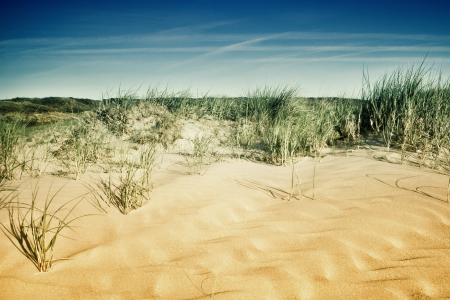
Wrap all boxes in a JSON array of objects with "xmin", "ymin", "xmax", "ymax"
[
  {"xmin": 362, "ymin": 61, "xmax": 450, "ymax": 167},
  {"xmin": 0, "ymin": 97, "xmax": 100, "ymax": 127},
  {"xmin": 0, "ymin": 97, "xmax": 100, "ymax": 114},
  {"xmin": 0, "ymin": 118, "xmax": 27, "ymax": 182},
  {"xmin": 94, "ymin": 89, "xmax": 183, "ymax": 148},
  {"xmin": 86, "ymin": 145, "xmax": 160, "ymax": 214},
  {"xmin": 3, "ymin": 59, "xmax": 449, "ymax": 170},
  {"xmin": 142, "ymin": 85, "xmax": 363, "ymax": 164},
  {"xmin": 2, "ymin": 58, "xmax": 450, "ymax": 273},
  {"xmin": 362, "ymin": 60, "xmax": 450, "ymax": 201},
  {"xmin": 0, "ymin": 57, "xmax": 449, "ymax": 191}
]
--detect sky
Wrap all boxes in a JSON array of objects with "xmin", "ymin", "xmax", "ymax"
[{"xmin": 1, "ymin": 0, "xmax": 450, "ymax": 100}]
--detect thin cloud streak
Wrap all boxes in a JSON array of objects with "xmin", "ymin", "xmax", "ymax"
[
  {"xmin": 164, "ymin": 33, "xmax": 288, "ymax": 69},
  {"xmin": 228, "ymin": 56, "xmax": 450, "ymax": 64},
  {"xmin": 44, "ymin": 46, "xmax": 450, "ymax": 55},
  {"xmin": 2, "ymin": 30, "xmax": 450, "ymax": 47}
]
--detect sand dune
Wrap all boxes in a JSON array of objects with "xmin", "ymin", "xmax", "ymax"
[{"xmin": 1, "ymin": 147, "xmax": 450, "ymax": 299}]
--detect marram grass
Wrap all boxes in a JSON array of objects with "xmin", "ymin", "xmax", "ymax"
[
  {"xmin": 1, "ymin": 180, "xmax": 90, "ymax": 272},
  {"xmin": 87, "ymin": 161, "xmax": 152, "ymax": 214},
  {"xmin": 0, "ymin": 118, "xmax": 26, "ymax": 182}
]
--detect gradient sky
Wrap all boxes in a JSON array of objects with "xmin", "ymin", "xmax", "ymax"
[{"xmin": 1, "ymin": 0, "xmax": 450, "ymax": 99}]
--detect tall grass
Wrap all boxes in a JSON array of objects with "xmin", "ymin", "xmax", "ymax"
[
  {"xmin": 362, "ymin": 60, "xmax": 450, "ymax": 161},
  {"xmin": 362, "ymin": 59, "xmax": 450, "ymax": 201}
]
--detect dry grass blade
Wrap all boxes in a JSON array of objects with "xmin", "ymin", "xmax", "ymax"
[
  {"xmin": 289, "ymin": 161, "xmax": 301, "ymax": 200},
  {"xmin": 312, "ymin": 152, "xmax": 321, "ymax": 200},
  {"xmin": 232, "ymin": 178, "xmax": 292, "ymax": 200},
  {"xmin": 0, "ymin": 180, "xmax": 90, "ymax": 272},
  {"xmin": 138, "ymin": 144, "xmax": 162, "ymax": 191},
  {"xmin": 441, "ymin": 148, "xmax": 450, "ymax": 203},
  {"xmin": 0, "ymin": 181, "xmax": 19, "ymax": 210},
  {"xmin": 192, "ymin": 133, "xmax": 211, "ymax": 173}
]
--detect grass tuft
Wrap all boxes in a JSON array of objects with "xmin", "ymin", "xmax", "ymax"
[
  {"xmin": 1, "ymin": 180, "xmax": 89, "ymax": 272},
  {"xmin": 87, "ymin": 159, "xmax": 152, "ymax": 214}
]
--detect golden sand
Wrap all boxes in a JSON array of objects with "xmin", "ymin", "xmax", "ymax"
[{"xmin": 1, "ymin": 147, "xmax": 450, "ymax": 299}]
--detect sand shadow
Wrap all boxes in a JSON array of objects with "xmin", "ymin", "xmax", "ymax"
[
  {"xmin": 230, "ymin": 177, "xmax": 300, "ymax": 201},
  {"xmin": 366, "ymin": 173, "xmax": 447, "ymax": 202}
]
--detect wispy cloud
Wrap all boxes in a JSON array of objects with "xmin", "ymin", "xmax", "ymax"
[
  {"xmin": 51, "ymin": 47, "xmax": 213, "ymax": 55},
  {"xmin": 2, "ymin": 30, "xmax": 450, "ymax": 48},
  {"xmin": 45, "ymin": 45, "xmax": 450, "ymax": 55},
  {"xmin": 225, "ymin": 56, "xmax": 450, "ymax": 64},
  {"xmin": 4, "ymin": 29, "xmax": 448, "ymax": 69},
  {"xmin": 276, "ymin": 31, "xmax": 450, "ymax": 41}
]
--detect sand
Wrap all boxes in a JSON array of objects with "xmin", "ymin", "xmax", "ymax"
[{"xmin": 1, "ymin": 146, "xmax": 450, "ymax": 299}]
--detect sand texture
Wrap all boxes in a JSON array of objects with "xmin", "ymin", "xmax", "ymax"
[{"xmin": 1, "ymin": 148, "xmax": 450, "ymax": 299}]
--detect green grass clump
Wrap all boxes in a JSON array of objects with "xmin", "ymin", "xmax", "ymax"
[
  {"xmin": 362, "ymin": 59, "xmax": 450, "ymax": 200},
  {"xmin": 362, "ymin": 60, "xmax": 450, "ymax": 160},
  {"xmin": 88, "ymin": 145, "xmax": 160, "ymax": 214},
  {"xmin": 1, "ymin": 180, "xmax": 89, "ymax": 272},
  {"xmin": 89, "ymin": 167, "xmax": 148, "ymax": 215}
]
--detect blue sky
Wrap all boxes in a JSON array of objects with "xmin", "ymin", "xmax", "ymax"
[{"xmin": 1, "ymin": 0, "xmax": 450, "ymax": 99}]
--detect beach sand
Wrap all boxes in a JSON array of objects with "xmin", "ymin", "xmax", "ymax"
[{"xmin": 1, "ymin": 146, "xmax": 450, "ymax": 299}]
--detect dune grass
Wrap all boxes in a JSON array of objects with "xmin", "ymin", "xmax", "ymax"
[
  {"xmin": 362, "ymin": 60, "xmax": 450, "ymax": 162},
  {"xmin": 362, "ymin": 60, "xmax": 450, "ymax": 201},
  {"xmin": 157, "ymin": 85, "xmax": 361, "ymax": 164},
  {"xmin": 312, "ymin": 152, "xmax": 322, "ymax": 200},
  {"xmin": 0, "ymin": 118, "xmax": 28, "ymax": 182},
  {"xmin": 138, "ymin": 144, "xmax": 162, "ymax": 191},
  {"xmin": 53, "ymin": 118, "xmax": 117, "ymax": 180},
  {"xmin": 0, "ymin": 181, "xmax": 19, "ymax": 210},
  {"xmin": 77, "ymin": 84, "xmax": 364, "ymax": 166},
  {"xmin": 88, "ymin": 167, "xmax": 148, "ymax": 215},
  {"xmin": 0, "ymin": 180, "xmax": 89, "ymax": 272},
  {"xmin": 87, "ymin": 146, "xmax": 160, "ymax": 214},
  {"xmin": 192, "ymin": 133, "xmax": 211, "ymax": 173},
  {"xmin": 183, "ymin": 133, "xmax": 212, "ymax": 175},
  {"xmin": 288, "ymin": 161, "xmax": 301, "ymax": 200}
]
